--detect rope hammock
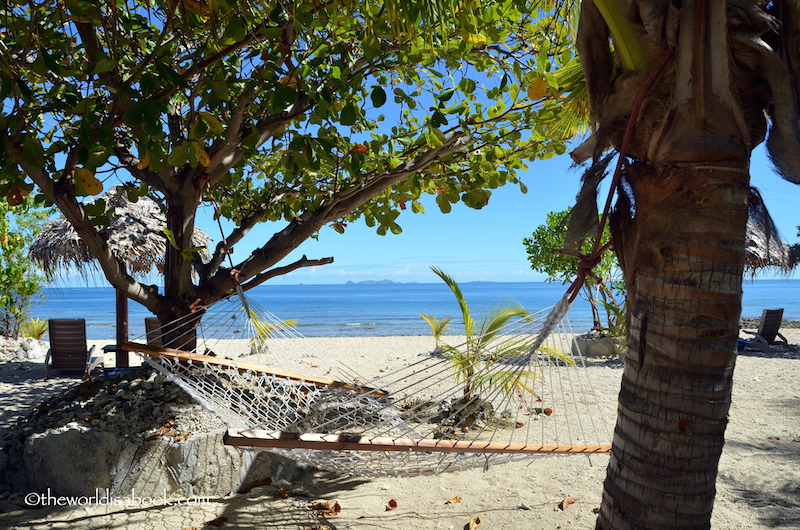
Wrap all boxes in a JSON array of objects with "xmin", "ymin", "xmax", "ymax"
[{"xmin": 123, "ymin": 289, "xmax": 612, "ymax": 478}]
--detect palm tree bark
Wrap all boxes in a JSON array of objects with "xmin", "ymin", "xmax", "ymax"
[
  {"xmin": 595, "ymin": 0, "xmax": 756, "ymax": 526},
  {"xmin": 600, "ymin": 163, "xmax": 749, "ymax": 529}
]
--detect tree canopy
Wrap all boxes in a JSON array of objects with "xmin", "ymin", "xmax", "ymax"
[
  {"xmin": 0, "ymin": 195, "xmax": 52, "ymax": 337},
  {"xmin": 0, "ymin": 0, "xmax": 585, "ymax": 320}
]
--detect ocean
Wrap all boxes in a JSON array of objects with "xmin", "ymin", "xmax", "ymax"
[{"xmin": 28, "ymin": 279, "xmax": 800, "ymax": 340}]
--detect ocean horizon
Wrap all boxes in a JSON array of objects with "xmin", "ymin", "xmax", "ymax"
[{"xmin": 28, "ymin": 279, "xmax": 800, "ymax": 340}]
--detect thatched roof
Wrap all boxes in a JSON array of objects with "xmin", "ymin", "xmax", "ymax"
[
  {"xmin": 30, "ymin": 188, "xmax": 212, "ymax": 280},
  {"xmin": 745, "ymin": 188, "xmax": 798, "ymax": 277}
]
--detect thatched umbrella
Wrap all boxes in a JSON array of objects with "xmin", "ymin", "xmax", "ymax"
[
  {"xmin": 745, "ymin": 188, "xmax": 798, "ymax": 277},
  {"xmin": 30, "ymin": 188, "xmax": 212, "ymax": 366}
]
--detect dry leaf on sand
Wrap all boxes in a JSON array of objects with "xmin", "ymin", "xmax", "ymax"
[
  {"xmin": 464, "ymin": 515, "xmax": 481, "ymax": 529},
  {"xmin": 386, "ymin": 499, "xmax": 398, "ymax": 511},
  {"xmin": 307, "ymin": 500, "xmax": 342, "ymax": 516},
  {"xmin": 559, "ymin": 497, "xmax": 579, "ymax": 510},
  {"xmin": 446, "ymin": 496, "xmax": 463, "ymax": 504}
]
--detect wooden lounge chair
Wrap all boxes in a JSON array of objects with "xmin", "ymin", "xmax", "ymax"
[
  {"xmin": 42, "ymin": 318, "xmax": 100, "ymax": 378},
  {"xmin": 740, "ymin": 309, "xmax": 788, "ymax": 352},
  {"xmin": 145, "ymin": 317, "xmax": 163, "ymax": 347}
]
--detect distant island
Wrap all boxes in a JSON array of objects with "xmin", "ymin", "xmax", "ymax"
[{"xmin": 345, "ymin": 280, "xmax": 419, "ymax": 285}]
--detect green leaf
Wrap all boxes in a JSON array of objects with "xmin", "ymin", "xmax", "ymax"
[
  {"xmin": 162, "ymin": 228, "xmax": 179, "ymax": 250},
  {"xmin": 87, "ymin": 58, "xmax": 117, "ymax": 75},
  {"xmin": 370, "ymin": 86, "xmax": 387, "ymax": 108},
  {"xmin": 436, "ymin": 194, "xmax": 452, "ymax": 214},
  {"xmin": 340, "ymin": 102, "xmax": 358, "ymax": 126},
  {"xmin": 22, "ymin": 137, "xmax": 45, "ymax": 170},
  {"xmin": 167, "ymin": 142, "xmax": 190, "ymax": 167},
  {"xmin": 222, "ymin": 16, "xmax": 247, "ymax": 44},
  {"xmin": 437, "ymin": 88, "xmax": 455, "ymax": 102}
]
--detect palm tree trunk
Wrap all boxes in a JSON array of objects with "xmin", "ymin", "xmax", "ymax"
[{"xmin": 597, "ymin": 162, "xmax": 749, "ymax": 529}]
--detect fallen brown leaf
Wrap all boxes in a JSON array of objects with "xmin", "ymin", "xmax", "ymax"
[
  {"xmin": 386, "ymin": 499, "xmax": 398, "ymax": 511},
  {"xmin": 559, "ymin": 496, "xmax": 579, "ymax": 510},
  {"xmin": 275, "ymin": 486, "xmax": 290, "ymax": 498},
  {"xmin": 446, "ymin": 496, "xmax": 463, "ymax": 504},
  {"xmin": 464, "ymin": 515, "xmax": 481, "ymax": 529},
  {"xmin": 307, "ymin": 500, "xmax": 341, "ymax": 516},
  {"xmin": 174, "ymin": 431, "xmax": 193, "ymax": 442},
  {"xmin": 179, "ymin": 527, "xmax": 199, "ymax": 530},
  {"xmin": 767, "ymin": 436, "xmax": 781, "ymax": 441},
  {"xmin": 543, "ymin": 407, "xmax": 553, "ymax": 416},
  {"xmin": 515, "ymin": 422, "xmax": 524, "ymax": 429},
  {"xmin": 145, "ymin": 421, "xmax": 175, "ymax": 441},
  {"xmin": 593, "ymin": 507, "xmax": 601, "ymax": 514}
]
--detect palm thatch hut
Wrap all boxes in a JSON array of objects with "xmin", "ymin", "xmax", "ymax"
[
  {"xmin": 745, "ymin": 188, "xmax": 798, "ymax": 277},
  {"xmin": 30, "ymin": 188, "xmax": 212, "ymax": 366}
]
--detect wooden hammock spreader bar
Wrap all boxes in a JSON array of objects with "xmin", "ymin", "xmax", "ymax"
[
  {"xmin": 224, "ymin": 428, "xmax": 612, "ymax": 455},
  {"xmin": 122, "ymin": 341, "xmax": 387, "ymax": 396}
]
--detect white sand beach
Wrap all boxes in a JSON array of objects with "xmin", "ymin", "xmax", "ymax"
[{"xmin": 0, "ymin": 333, "xmax": 797, "ymax": 529}]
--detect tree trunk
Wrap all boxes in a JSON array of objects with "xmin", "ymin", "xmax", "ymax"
[
  {"xmin": 597, "ymin": 163, "xmax": 750, "ymax": 529},
  {"xmin": 593, "ymin": 0, "xmax": 762, "ymax": 524}
]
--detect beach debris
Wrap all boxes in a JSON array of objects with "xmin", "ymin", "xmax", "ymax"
[
  {"xmin": 145, "ymin": 420, "xmax": 176, "ymax": 441},
  {"xmin": 559, "ymin": 496, "xmax": 579, "ymax": 510},
  {"xmin": 520, "ymin": 502, "xmax": 533, "ymax": 510},
  {"xmin": 307, "ymin": 500, "xmax": 341, "ymax": 516},
  {"xmin": 464, "ymin": 515, "xmax": 481, "ymax": 529},
  {"xmin": 446, "ymin": 496, "xmax": 463, "ymax": 505},
  {"xmin": 275, "ymin": 486, "xmax": 290, "ymax": 498},
  {"xmin": 203, "ymin": 516, "xmax": 228, "ymax": 526},
  {"xmin": 386, "ymin": 499, "xmax": 398, "ymax": 511},
  {"xmin": 237, "ymin": 477, "xmax": 272, "ymax": 494},
  {"xmin": 305, "ymin": 527, "xmax": 331, "ymax": 530}
]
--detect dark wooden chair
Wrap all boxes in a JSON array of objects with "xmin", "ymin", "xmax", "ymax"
[
  {"xmin": 740, "ymin": 309, "xmax": 788, "ymax": 352},
  {"xmin": 145, "ymin": 317, "xmax": 163, "ymax": 348},
  {"xmin": 42, "ymin": 319, "xmax": 99, "ymax": 378}
]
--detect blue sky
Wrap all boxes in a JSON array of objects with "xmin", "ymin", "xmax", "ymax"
[{"xmin": 194, "ymin": 142, "xmax": 800, "ymax": 286}]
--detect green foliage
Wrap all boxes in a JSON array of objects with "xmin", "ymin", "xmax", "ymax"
[
  {"xmin": 430, "ymin": 266, "xmax": 573, "ymax": 402},
  {"xmin": 419, "ymin": 313, "xmax": 452, "ymax": 351},
  {"xmin": 523, "ymin": 208, "xmax": 626, "ymax": 333},
  {"xmin": 0, "ymin": 196, "xmax": 52, "ymax": 338},
  {"xmin": 21, "ymin": 317, "xmax": 48, "ymax": 340},
  {"xmin": 0, "ymin": 0, "xmax": 589, "ymax": 318}
]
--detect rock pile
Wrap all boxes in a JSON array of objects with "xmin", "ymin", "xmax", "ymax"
[
  {"xmin": 0, "ymin": 337, "xmax": 47, "ymax": 363},
  {"xmin": 1, "ymin": 365, "xmax": 310, "ymax": 500}
]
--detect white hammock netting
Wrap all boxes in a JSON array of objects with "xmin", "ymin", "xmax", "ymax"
[{"xmin": 124, "ymin": 292, "xmax": 612, "ymax": 477}]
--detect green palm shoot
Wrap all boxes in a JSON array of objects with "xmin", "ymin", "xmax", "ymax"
[
  {"xmin": 419, "ymin": 313, "xmax": 452, "ymax": 351},
  {"xmin": 431, "ymin": 266, "xmax": 573, "ymax": 403}
]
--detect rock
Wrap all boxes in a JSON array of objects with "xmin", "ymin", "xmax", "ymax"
[
  {"xmin": 0, "ymin": 365, "xmax": 313, "ymax": 498},
  {"xmin": 571, "ymin": 334, "xmax": 625, "ymax": 358}
]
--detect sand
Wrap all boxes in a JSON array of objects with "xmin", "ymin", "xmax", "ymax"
[{"xmin": 0, "ymin": 333, "xmax": 798, "ymax": 529}]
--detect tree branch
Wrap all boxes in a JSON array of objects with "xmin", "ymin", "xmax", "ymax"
[
  {"xmin": 197, "ymin": 131, "xmax": 471, "ymax": 301},
  {"xmin": 19, "ymin": 160, "xmax": 164, "ymax": 312},
  {"xmin": 199, "ymin": 207, "xmax": 267, "ymax": 281},
  {"xmin": 240, "ymin": 255, "xmax": 335, "ymax": 292}
]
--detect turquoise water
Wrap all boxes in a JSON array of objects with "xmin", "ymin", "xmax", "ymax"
[{"xmin": 28, "ymin": 279, "xmax": 800, "ymax": 340}]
